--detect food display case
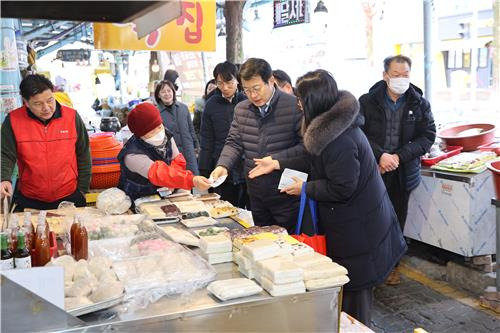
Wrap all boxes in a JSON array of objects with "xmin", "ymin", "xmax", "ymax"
[{"xmin": 405, "ymin": 168, "xmax": 496, "ymax": 257}]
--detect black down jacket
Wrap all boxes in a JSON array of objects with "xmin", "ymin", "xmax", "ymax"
[
  {"xmin": 359, "ymin": 81, "xmax": 436, "ymax": 191},
  {"xmin": 217, "ymin": 88, "xmax": 304, "ymax": 194},
  {"xmin": 281, "ymin": 91, "xmax": 407, "ymax": 291}
]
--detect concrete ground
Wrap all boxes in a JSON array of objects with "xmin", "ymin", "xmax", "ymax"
[{"xmin": 371, "ymin": 246, "xmax": 500, "ymax": 333}]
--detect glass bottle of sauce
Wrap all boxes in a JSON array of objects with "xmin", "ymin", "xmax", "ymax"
[
  {"xmin": 8, "ymin": 215, "xmax": 19, "ymax": 252},
  {"xmin": 14, "ymin": 231, "xmax": 31, "ymax": 269},
  {"xmin": 33, "ymin": 222, "xmax": 50, "ymax": 267},
  {"xmin": 70, "ymin": 216, "xmax": 78, "ymax": 256},
  {"xmin": 23, "ymin": 212, "xmax": 35, "ymax": 252},
  {"xmin": 72, "ymin": 217, "xmax": 88, "ymax": 261},
  {"xmin": 33, "ymin": 211, "xmax": 50, "ymax": 248},
  {"xmin": 0, "ymin": 232, "xmax": 14, "ymax": 271}
]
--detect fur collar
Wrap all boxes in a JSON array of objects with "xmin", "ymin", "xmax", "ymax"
[{"xmin": 303, "ymin": 90, "xmax": 360, "ymax": 155}]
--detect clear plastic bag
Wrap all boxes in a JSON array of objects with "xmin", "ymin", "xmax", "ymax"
[
  {"xmin": 112, "ymin": 245, "xmax": 216, "ymax": 310},
  {"xmin": 96, "ymin": 188, "xmax": 131, "ymax": 215}
]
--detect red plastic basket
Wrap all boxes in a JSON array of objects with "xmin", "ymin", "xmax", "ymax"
[
  {"xmin": 90, "ymin": 164, "xmax": 121, "ymax": 189},
  {"xmin": 421, "ymin": 146, "xmax": 463, "ymax": 167},
  {"xmin": 478, "ymin": 141, "xmax": 500, "ymax": 156},
  {"xmin": 487, "ymin": 160, "xmax": 500, "ymax": 199}
]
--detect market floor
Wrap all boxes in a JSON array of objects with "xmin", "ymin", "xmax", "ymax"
[{"xmin": 371, "ymin": 263, "xmax": 500, "ymax": 333}]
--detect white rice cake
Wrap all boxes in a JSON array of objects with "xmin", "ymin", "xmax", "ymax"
[
  {"xmin": 234, "ymin": 251, "xmax": 252, "ymax": 270},
  {"xmin": 260, "ymin": 276, "xmax": 305, "ymax": 297},
  {"xmin": 180, "ymin": 216, "xmax": 217, "ymax": 228},
  {"xmin": 241, "ymin": 239, "xmax": 281, "ymax": 262},
  {"xmin": 305, "ymin": 275, "xmax": 350, "ymax": 290},
  {"xmin": 201, "ymin": 251, "xmax": 233, "ymax": 265},
  {"xmin": 161, "ymin": 226, "xmax": 199, "ymax": 247},
  {"xmin": 199, "ymin": 233, "xmax": 232, "ymax": 254},
  {"xmin": 207, "ymin": 278, "xmax": 262, "ymax": 301},
  {"xmin": 303, "ymin": 262, "xmax": 348, "ymax": 281},
  {"xmin": 238, "ymin": 265, "xmax": 256, "ymax": 279},
  {"xmin": 291, "ymin": 243, "xmax": 315, "ymax": 256},
  {"xmin": 294, "ymin": 252, "xmax": 332, "ymax": 269},
  {"xmin": 258, "ymin": 258, "xmax": 303, "ymax": 285}
]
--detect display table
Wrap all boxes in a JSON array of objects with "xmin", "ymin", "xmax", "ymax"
[
  {"xmin": 2, "ymin": 218, "xmax": 343, "ymax": 332},
  {"xmin": 405, "ymin": 168, "xmax": 496, "ymax": 256}
]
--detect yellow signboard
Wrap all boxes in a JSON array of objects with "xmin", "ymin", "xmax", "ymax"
[{"xmin": 93, "ymin": 0, "xmax": 215, "ymax": 51}]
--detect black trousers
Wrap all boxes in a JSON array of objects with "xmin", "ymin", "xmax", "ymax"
[
  {"xmin": 248, "ymin": 191, "xmax": 299, "ymax": 234},
  {"xmin": 13, "ymin": 189, "xmax": 86, "ymax": 212},
  {"xmin": 382, "ymin": 170, "xmax": 410, "ymax": 232},
  {"xmin": 214, "ymin": 182, "xmax": 249, "ymax": 209},
  {"xmin": 342, "ymin": 287, "xmax": 374, "ymax": 328}
]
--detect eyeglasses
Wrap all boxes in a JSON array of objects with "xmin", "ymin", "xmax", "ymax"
[
  {"xmin": 216, "ymin": 79, "xmax": 236, "ymax": 88},
  {"xmin": 242, "ymin": 85, "xmax": 265, "ymax": 96}
]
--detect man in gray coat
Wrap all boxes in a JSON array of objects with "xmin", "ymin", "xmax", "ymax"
[{"xmin": 210, "ymin": 58, "xmax": 304, "ymax": 232}]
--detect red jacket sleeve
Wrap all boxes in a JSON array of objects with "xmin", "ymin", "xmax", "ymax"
[{"xmin": 147, "ymin": 154, "xmax": 194, "ymax": 190}]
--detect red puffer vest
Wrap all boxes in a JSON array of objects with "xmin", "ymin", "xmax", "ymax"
[{"xmin": 10, "ymin": 105, "xmax": 78, "ymax": 202}]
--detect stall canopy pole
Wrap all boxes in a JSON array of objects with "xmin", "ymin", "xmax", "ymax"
[{"xmin": 423, "ymin": 0, "xmax": 433, "ymax": 104}]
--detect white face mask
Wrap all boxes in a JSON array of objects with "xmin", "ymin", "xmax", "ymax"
[
  {"xmin": 388, "ymin": 77, "xmax": 410, "ymax": 95},
  {"xmin": 143, "ymin": 130, "xmax": 165, "ymax": 146}
]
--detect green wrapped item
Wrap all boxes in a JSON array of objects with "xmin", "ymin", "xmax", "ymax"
[{"xmin": 431, "ymin": 151, "xmax": 497, "ymax": 173}]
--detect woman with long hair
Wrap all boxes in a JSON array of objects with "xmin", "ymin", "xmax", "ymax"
[{"xmin": 249, "ymin": 69, "xmax": 407, "ymax": 326}]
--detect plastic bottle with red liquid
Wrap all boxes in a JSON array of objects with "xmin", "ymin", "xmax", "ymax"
[
  {"xmin": 33, "ymin": 222, "xmax": 50, "ymax": 267},
  {"xmin": 71, "ymin": 216, "xmax": 88, "ymax": 261},
  {"xmin": 22, "ymin": 212, "xmax": 35, "ymax": 252}
]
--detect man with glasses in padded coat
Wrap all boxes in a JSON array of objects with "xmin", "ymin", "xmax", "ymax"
[{"xmin": 209, "ymin": 58, "xmax": 304, "ymax": 233}]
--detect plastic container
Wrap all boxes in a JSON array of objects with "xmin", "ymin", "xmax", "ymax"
[
  {"xmin": 31, "ymin": 231, "xmax": 58, "ymax": 259},
  {"xmin": 437, "ymin": 123, "xmax": 496, "ymax": 151},
  {"xmin": 478, "ymin": 141, "xmax": 500, "ymax": 156},
  {"xmin": 421, "ymin": 146, "xmax": 463, "ymax": 167},
  {"xmin": 90, "ymin": 164, "xmax": 121, "ymax": 189},
  {"xmin": 486, "ymin": 160, "xmax": 500, "ymax": 199}
]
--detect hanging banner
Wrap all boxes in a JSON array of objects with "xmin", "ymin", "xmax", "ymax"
[{"xmin": 93, "ymin": 0, "xmax": 215, "ymax": 52}]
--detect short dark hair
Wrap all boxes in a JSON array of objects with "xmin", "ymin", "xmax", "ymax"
[
  {"xmin": 213, "ymin": 61, "xmax": 238, "ymax": 82},
  {"xmin": 272, "ymin": 69, "xmax": 292, "ymax": 87},
  {"xmin": 204, "ymin": 79, "xmax": 216, "ymax": 99},
  {"xmin": 238, "ymin": 58, "xmax": 272, "ymax": 83},
  {"xmin": 163, "ymin": 69, "xmax": 179, "ymax": 90},
  {"xmin": 383, "ymin": 55, "xmax": 412, "ymax": 72},
  {"xmin": 296, "ymin": 69, "xmax": 338, "ymax": 127},
  {"xmin": 20, "ymin": 74, "xmax": 54, "ymax": 100},
  {"xmin": 154, "ymin": 80, "xmax": 177, "ymax": 105}
]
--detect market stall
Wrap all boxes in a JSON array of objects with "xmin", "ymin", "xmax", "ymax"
[{"xmin": 404, "ymin": 125, "xmax": 499, "ymax": 257}]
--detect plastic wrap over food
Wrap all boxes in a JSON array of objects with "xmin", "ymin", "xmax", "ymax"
[
  {"xmin": 81, "ymin": 214, "xmax": 150, "ymax": 241},
  {"xmin": 112, "ymin": 244, "xmax": 216, "ymax": 310},
  {"xmin": 96, "ymin": 188, "xmax": 132, "ymax": 215},
  {"xmin": 88, "ymin": 230, "xmax": 177, "ymax": 260}
]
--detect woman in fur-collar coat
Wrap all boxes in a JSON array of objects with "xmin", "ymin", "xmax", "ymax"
[{"xmin": 249, "ymin": 70, "xmax": 407, "ymax": 326}]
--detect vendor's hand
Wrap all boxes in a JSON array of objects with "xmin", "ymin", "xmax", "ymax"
[
  {"xmin": 193, "ymin": 176, "xmax": 212, "ymax": 191},
  {"xmin": 0, "ymin": 181, "xmax": 13, "ymax": 198},
  {"xmin": 379, "ymin": 166, "xmax": 386, "ymax": 175},
  {"xmin": 249, "ymin": 156, "xmax": 280, "ymax": 179},
  {"xmin": 209, "ymin": 166, "xmax": 228, "ymax": 181},
  {"xmin": 280, "ymin": 177, "xmax": 303, "ymax": 196},
  {"xmin": 379, "ymin": 153, "xmax": 399, "ymax": 173}
]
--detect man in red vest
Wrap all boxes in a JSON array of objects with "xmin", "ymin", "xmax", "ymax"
[{"xmin": 1, "ymin": 74, "xmax": 91, "ymax": 211}]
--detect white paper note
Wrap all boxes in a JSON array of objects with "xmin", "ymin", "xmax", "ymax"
[{"xmin": 278, "ymin": 168, "xmax": 308, "ymax": 190}]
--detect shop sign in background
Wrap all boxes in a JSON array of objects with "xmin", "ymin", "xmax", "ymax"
[
  {"xmin": 93, "ymin": 0, "xmax": 215, "ymax": 51},
  {"xmin": 273, "ymin": 0, "xmax": 309, "ymax": 29}
]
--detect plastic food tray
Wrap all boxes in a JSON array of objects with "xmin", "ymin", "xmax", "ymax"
[
  {"xmin": 67, "ymin": 294, "xmax": 124, "ymax": 317},
  {"xmin": 478, "ymin": 141, "xmax": 500, "ymax": 156},
  {"xmin": 421, "ymin": 146, "xmax": 463, "ymax": 167}
]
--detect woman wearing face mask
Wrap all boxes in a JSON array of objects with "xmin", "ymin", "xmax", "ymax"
[
  {"xmin": 117, "ymin": 103, "xmax": 211, "ymax": 201},
  {"xmin": 155, "ymin": 80, "xmax": 200, "ymax": 175},
  {"xmin": 248, "ymin": 70, "xmax": 407, "ymax": 326}
]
